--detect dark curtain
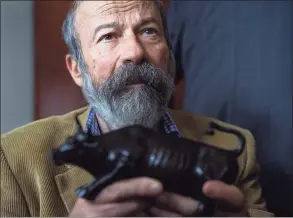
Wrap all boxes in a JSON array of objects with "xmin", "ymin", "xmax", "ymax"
[{"xmin": 166, "ymin": 1, "xmax": 293, "ymax": 216}]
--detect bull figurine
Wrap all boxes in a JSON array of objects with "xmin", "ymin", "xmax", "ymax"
[{"xmin": 51, "ymin": 116, "xmax": 245, "ymax": 216}]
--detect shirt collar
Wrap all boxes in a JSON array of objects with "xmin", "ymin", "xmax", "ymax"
[{"xmin": 84, "ymin": 107, "xmax": 182, "ymax": 137}]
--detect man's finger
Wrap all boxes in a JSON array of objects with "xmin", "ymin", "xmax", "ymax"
[
  {"xmin": 93, "ymin": 201, "xmax": 150, "ymax": 217},
  {"xmin": 147, "ymin": 206, "xmax": 181, "ymax": 217},
  {"xmin": 70, "ymin": 198, "xmax": 149, "ymax": 217},
  {"xmin": 95, "ymin": 177, "xmax": 163, "ymax": 203},
  {"xmin": 155, "ymin": 192, "xmax": 200, "ymax": 216},
  {"xmin": 203, "ymin": 180, "xmax": 244, "ymax": 212}
]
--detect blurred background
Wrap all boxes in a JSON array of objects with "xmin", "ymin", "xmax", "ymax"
[
  {"xmin": 1, "ymin": 1, "xmax": 85, "ymax": 134},
  {"xmin": 1, "ymin": 1, "xmax": 34, "ymax": 133},
  {"xmin": 1, "ymin": 0, "xmax": 292, "ymax": 216}
]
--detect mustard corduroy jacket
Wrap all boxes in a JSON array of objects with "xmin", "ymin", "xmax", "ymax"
[{"xmin": 1, "ymin": 107, "xmax": 273, "ymax": 217}]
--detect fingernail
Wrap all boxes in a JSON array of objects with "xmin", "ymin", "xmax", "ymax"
[
  {"xmin": 149, "ymin": 182, "xmax": 162, "ymax": 192},
  {"xmin": 203, "ymin": 182, "xmax": 215, "ymax": 196},
  {"xmin": 202, "ymin": 182, "xmax": 210, "ymax": 191}
]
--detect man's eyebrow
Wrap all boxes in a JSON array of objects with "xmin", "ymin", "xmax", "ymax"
[
  {"xmin": 91, "ymin": 21, "xmax": 118, "ymax": 42},
  {"xmin": 135, "ymin": 17, "xmax": 161, "ymax": 30},
  {"xmin": 91, "ymin": 18, "xmax": 161, "ymax": 42}
]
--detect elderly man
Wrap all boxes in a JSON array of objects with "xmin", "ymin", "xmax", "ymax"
[{"xmin": 1, "ymin": 1, "xmax": 273, "ymax": 217}]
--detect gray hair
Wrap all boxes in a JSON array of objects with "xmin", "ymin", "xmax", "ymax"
[
  {"xmin": 62, "ymin": 0, "xmax": 171, "ymax": 64},
  {"xmin": 62, "ymin": 1, "xmax": 82, "ymax": 62}
]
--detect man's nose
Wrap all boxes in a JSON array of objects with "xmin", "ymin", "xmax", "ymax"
[{"xmin": 120, "ymin": 36, "xmax": 144, "ymax": 64}]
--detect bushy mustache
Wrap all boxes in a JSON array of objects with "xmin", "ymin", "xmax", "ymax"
[
  {"xmin": 96, "ymin": 61, "xmax": 174, "ymax": 98},
  {"xmin": 80, "ymin": 59, "xmax": 175, "ymax": 130}
]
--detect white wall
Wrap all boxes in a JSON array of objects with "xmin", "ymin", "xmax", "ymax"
[{"xmin": 1, "ymin": 1, "xmax": 34, "ymax": 133}]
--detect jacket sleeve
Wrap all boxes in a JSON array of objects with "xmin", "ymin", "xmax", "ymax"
[
  {"xmin": 1, "ymin": 147, "xmax": 30, "ymax": 217},
  {"xmin": 239, "ymin": 131, "xmax": 274, "ymax": 217}
]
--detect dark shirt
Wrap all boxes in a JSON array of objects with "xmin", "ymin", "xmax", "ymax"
[{"xmin": 165, "ymin": 1, "xmax": 293, "ymax": 216}]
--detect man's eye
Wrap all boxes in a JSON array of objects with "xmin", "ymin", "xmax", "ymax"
[
  {"xmin": 100, "ymin": 33, "xmax": 114, "ymax": 42},
  {"xmin": 142, "ymin": 28, "xmax": 158, "ymax": 36}
]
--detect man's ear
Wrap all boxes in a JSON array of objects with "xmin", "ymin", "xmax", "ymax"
[{"xmin": 65, "ymin": 54, "xmax": 83, "ymax": 87}]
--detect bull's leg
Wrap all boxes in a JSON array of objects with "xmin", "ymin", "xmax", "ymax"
[{"xmin": 75, "ymin": 150, "xmax": 133, "ymax": 201}]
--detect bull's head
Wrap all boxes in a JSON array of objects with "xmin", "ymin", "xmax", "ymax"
[{"xmin": 51, "ymin": 116, "xmax": 107, "ymax": 176}]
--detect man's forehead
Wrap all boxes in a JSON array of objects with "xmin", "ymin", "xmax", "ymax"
[{"xmin": 76, "ymin": 1, "xmax": 158, "ymax": 18}]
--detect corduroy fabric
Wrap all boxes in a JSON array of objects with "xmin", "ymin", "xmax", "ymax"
[{"xmin": 1, "ymin": 107, "xmax": 274, "ymax": 217}]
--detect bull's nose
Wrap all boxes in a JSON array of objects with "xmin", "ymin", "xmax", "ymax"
[{"xmin": 49, "ymin": 149, "xmax": 63, "ymax": 166}]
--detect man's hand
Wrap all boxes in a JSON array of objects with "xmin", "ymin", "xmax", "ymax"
[
  {"xmin": 147, "ymin": 180, "xmax": 245, "ymax": 216},
  {"xmin": 69, "ymin": 177, "xmax": 163, "ymax": 217}
]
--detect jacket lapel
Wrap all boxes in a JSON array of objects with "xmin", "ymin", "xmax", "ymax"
[
  {"xmin": 167, "ymin": 109, "xmax": 207, "ymax": 141},
  {"xmin": 54, "ymin": 107, "xmax": 95, "ymax": 212},
  {"xmin": 167, "ymin": 109, "xmax": 242, "ymax": 150},
  {"xmin": 55, "ymin": 167, "xmax": 94, "ymax": 212}
]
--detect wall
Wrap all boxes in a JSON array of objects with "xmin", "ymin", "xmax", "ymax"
[{"xmin": 1, "ymin": 1, "xmax": 34, "ymax": 133}]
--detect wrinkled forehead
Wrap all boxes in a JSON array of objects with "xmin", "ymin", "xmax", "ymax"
[{"xmin": 75, "ymin": 1, "xmax": 161, "ymax": 31}]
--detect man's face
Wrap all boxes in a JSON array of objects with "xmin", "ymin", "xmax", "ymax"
[{"xmin": 70, "ymin": 1, "xmax": 175, "ymax": 130}]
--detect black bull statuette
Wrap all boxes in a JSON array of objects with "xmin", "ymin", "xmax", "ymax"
[{"xmin": 51, "ymin": 116, "xmax": 245, "ymax": 216}]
